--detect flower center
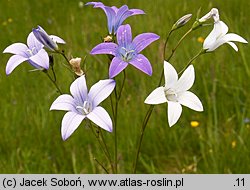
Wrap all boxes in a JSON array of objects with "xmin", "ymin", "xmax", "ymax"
[
  {"xmin": 26, "ymin": 47, "xmax": 37, "ymax": 57},
  {"xmin": 119, "ymin": 47, "xmax": 135, "ymax": 62},
  {"xmin": 76, "ymin": 101, "xmax": 92, "ymax": 115},
  {"xmin": 164, "ymin": 88, "xmax": 178, "ymax": 102}
]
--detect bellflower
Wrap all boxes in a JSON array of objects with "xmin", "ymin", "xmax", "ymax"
[
  {"xmin": 203, "ymin": 21, "xmax": 248, "ymax": 52},
  {"xmin": 3, "ymin": 32, "xmax": 49, "ymax": 75},
  {"xmin": 145, "ymin": 61, "xmax": 203, "ymax": 127},
  {"xmin": 50, "ymin": 75, "xmax": 115, "ymax": 140},
  {"xmin": 86, "ymin": 2, "xmax": 145, "ymax": 34},
  {"xmin": 32, "ymin": 25, "xmax": 66, "ymax": 51},
  {"xmin": 90, "ymin": 24, "xmax": 160, "ymax": 78}
]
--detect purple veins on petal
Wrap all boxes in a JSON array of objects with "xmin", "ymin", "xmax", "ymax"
[
  {"xmin": 133, "ymin": 33, "xmax": 160, "ymax": 53},
  {"xmin": 90, "ymin": 42, "xmax": 118, "ymax": 56},
  {"xmin": 129, "ymin": 54, "xmax": 152, "ymax": 76},
  {"xmin": 109, "ymin": 57, "xmax": 128, "ymax": 78}
]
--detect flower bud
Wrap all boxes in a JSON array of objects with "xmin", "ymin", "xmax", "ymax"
[
  {"xmin": 33, "ymin": 26, "xmax": 58, "ymax": 51},
  {"xmin": 171, "ymin": 14, "xmax": 192, "ymax": 31},
  {"xmin": 69, "ymin": 57, "xmax": 84, "ymax": 76}
]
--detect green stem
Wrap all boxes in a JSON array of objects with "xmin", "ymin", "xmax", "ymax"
[
  {"xmin": 93, "ymin": 158, "xmax": 109, "ymax": 174},
  {"xmin": 44, "ymin": 71, "xmax": 62, "ymax": 94}
]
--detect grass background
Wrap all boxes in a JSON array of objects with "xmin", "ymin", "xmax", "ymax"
[{"xmin": 0, "ymin": 0, "xmax": 249, "ymax": 173}]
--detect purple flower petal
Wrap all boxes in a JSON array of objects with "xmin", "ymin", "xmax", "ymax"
[
  {"xmin": 133, "ymin": 33, "xmax": 160, "ymax": 53},
  {"xmin": 85, "ymin": 2, "xmax": 105, "ymax": 8},
  {"xmin": 70, "ymin": 75, "xmax": 88, "ymax": 104},
  {"xmin": 90, "ymin": 42, "xmax": 118, "ymax": 56},
  {"xmin": 130, "ymin": 9, "xmax": 145, "ymax": 15},
  {"xmin": 61, "ymin": 112, "xmax": 85, "ymax": 140},
  {"xmin": 88, "ymin": 79, "xmax": 115, "ymax": 108},
  {"xmin": 109, "ymin": 57, "xmax": 128, "ymax": 78},
  {"xmin": 129, "ymin": 54, "xmax": 152, "ymax": 76},
  {"xmin": 29, "ymin": 49, "xmax": 49, "ymax": 69},
  {"xmin": 5, "ymin": 55, "xmax": 28, "ymax": 75},
  {"xmin": 3, "ymin": 43, "xmax": 29, "ymax": 57},
  {"xmin": 113, "ymin": 5, "xmax": 131, "ymax": 33},
  {"xmin": 27, "ymin": 32, "xmax": 43, "ymax": 51},
  {"xmin": 116, "ymin": 24, "xmax": 132, "ymax": 47},
  {"xmin": 87, "ymin": 106, "xmax": 113, "ymax": 132},
  {"xmin": 50, "ymin": 35, "xmax": 66, "ymax": 44},
  {"xmin": 50, "ymin": 94, "xmax": 76, "ymax": 112}
]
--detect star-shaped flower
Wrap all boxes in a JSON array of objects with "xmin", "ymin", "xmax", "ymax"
[
  {"xmin": 90, "ymin": 24, "xmax": 159, "ymax": 78},
  {"xmin": 32, "ymin": 25, "xmax": 66, "ymax": 51},
  {"xmin": 3, "ymin": 32, "xmax": 49, "ymax": 75},
  {"xmin": 86, "ymin": 2, "xmax": 145, "ymax": 34},
  {"xmin": 145, "ymin": 61, "xmax": 203, "ymax": 127},
  {"xmin": 50, "ymin": 75, "xmax": 115, "ymax": 140},
  {"xmin": 203, "ymin": 21, "xmax": 248, "ymax": 52}
]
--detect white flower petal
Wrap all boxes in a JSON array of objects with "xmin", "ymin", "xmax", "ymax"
[
  {"xmin": 50, "ymin": 35, "xmax": 66, "ymax": 44},
  {"xmin": 164, "ymin": 61, "xmax": 178, "ymax": 88},
  {"xmin": 221, "ymin": 33, "xmax": 248, "ymax": 44},
  {"xmin": 167, "ymin": 101, "xmax": 182, "ymax": 127},
  {"xmin": 50, "ymin": 94, "xmax": 76, "ymax": 111},
  {"xmin": 3, "ymin": 43, "xmax": 29, "ymax": 57},
  {"xmin": 175, "ymin": 65, "xmax": 195, "ymax": 92},
  {"xmin": 61, "ymin": 112, "xmax": 85, "ymax": 141},
  {"xmin": 144, "ymin": 86, "xmax": 167, "ymax": 105},
  {"xmin": 70, "ymin": 75, "xmax": 88, "ymax": 104},
  {"xmin": 227, "ymin": 42, "xmax": 238, "ymax": 51},
  {"xmin": 87, "ymin": 106, "xmax": 113, "ymax": 132},
  {"xmin": 88, "ymin": 79, "xmax": 115, "ymax": 108},
  {"xmin": 178, "ymin": 91, "xmax": 203, "ymax": 111}
]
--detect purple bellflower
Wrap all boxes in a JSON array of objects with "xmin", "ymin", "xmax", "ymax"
[
  {"xmin": 90, "ymin": 24, "xmax": 160, "ymax": 78},
  {"xmin": 3, "ymin": 32, "xmax": 49, "ymax": 75},
  {"xmin": 32, "ymin": 25, "xmax": 65, "ymax": 51},
  {"xmin": 50, "ymin": 75, "xmax": 115, "ymax": 141},
  {"xmin": 86, "ymin": 2, "xmax": 145, "ymax": 34}
]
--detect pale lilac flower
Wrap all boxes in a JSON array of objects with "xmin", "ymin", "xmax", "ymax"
[
  {"xmin": 145, "ymin": 61, "xmax": 203, "ymax": 127},
  {"xmin": 32, "ymin": 25, "xmax": 65, "ymax": 51},
  {"xmin": 50, "ymin": 75, "xmax": 115, "ymax": 140},
  {"xmin": 203, "ymin": 21, "xmax": 248, "ymax": 52},
  {"xmin": 90, "ymin": 24, "xmax": 159, "ymax": 78},
  {"xmin": 86, "ymin": 2, "xmax": 145, "ymax": 34},
  {"xmin": 3, "ymin": 32, "xmax": 49, "ymax": 75}
]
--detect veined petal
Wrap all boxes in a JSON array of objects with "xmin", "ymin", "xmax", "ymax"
[
  {"xmin": 70, "ymin": 75, "xmax": 88, "ymax": 104},
  {"xmin": 85, "ymin": 2, "xmax": 105, "ymax": 8},
  {"xmin": 167, "ymin": 101, "xmax": 182, "ymax": 127},
  {"xmin": 116, "ymin": 24, "xmax": 132, "ymax": 47},
  {"xmin": 109, "ymin": 57, "xmax": 128, "ymax": 78},
  {"xmin": 87, "ymin": 106, "xmax": 113, "ymax": 132},
  {"xmin": 90, "ymin": 42, "xmax": 118, "ymax": 56},
  {"xmin": 178, "ymin": 91, "xmax": 203, "ymax": 111},
  {"xmin": 88, "ymin": 79, "xmax": 116, "ymax": 108},
  {"xmin": 111, "ymin": 6, "xmax": 119, "ymax": 13},
  {"xmin": 27, "ymin": 32, "xmax": 43, "ymax": 50},
  {"xmin": 129, "ymin": 54, "xmax": 152, "ymax": 76},
  {"xmin": 3, "ymin": 43, "xmax": 29, "ymax": 57},
  {"xmin": 50, "ymin": 94, "xmax": 76, "ymax": 111},
  {"xmin": 175, "ymin": 65, "xmax": 195, "ymax": 93},
  {"xmin": 50, "ymin": 35, "xmax": 66, "ymax": 44},
  {"xmin": 103, "ymin": 6, "xmax": 116, "ymax": 34},
  {"xmin": 5, "ymin": 55, "xmax": 28, "ymax": 75},
  {"xmin": 133, "ymin": 33, "xmax": 160, "ymax": 53},
  {"xmin": 130, "ymin": 9, "xmax": 145, "ymax": 15},
  {"xmin": 227, "ymin": 42, "xmax": 238, "ymax": 51},
  {"xmin": 29, "ymin": 49, "xmax": 49, "ymax": 69},
  {"xmin": 61, "ymin": 112, "xmax": 85, "ymax": 140},
  {"xmin": 144, "ymin": 86, "xmax": 167, "ymax": 105},
  {"xmin": 113, "ymin": 6, "xmax": 131, "ymax": 33},
  {"xmin": 164, "ymin": 61, "xmax": 178, "ymax": 89}
]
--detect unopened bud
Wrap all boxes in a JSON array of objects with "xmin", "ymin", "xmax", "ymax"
[
  {"xmin": 69, "ymin": 57, "xmax": 84, "ymax": 76},
  {"xmin": 172, "ymin": 14, "xmax": 192, "ymax": 30}
]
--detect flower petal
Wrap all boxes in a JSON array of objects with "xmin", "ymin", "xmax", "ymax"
[
  {"xmin": 50, "ymin": 35, "xmax": 66, "ymax": 44},
  {"xmin": 178, "ymin": 91, "xmax": 203, "ymax": 111},
  {"xmin": 130, "ymin": 9, "xmax": 145, "ymax": 15},
  {"xmin": 164, "ymin": 61, "xmax": 178, "ymax": 89},
  {"xmin": 116, "ymin": 24, "xmax": 132, "ymax": 47},
  {"xmin": 109, "ymin": 57, "xmax": 128, "ymax": 78},
  {"xmin": 27, "ymin": 32, "xmax": 43, "ymax": 50},
  {"xmin": 50, "ymin": 94, "xmax": 76, "ymax": 112},
  {"xmin": 3, "ymin": 43, "xmax": 29, "ymax": 57},
  {"xmin": 227, "ymin": 42, "xmax": 238, "ymax": 51},
  {"xmin": 5, "ymin": 55, "xmax": 28, "ymax": 75},
  {"xmin": 133, "ymin": 33, "xmax": 160, "ymax": 53},
  {"xmin": 144, "ymin": 86, "xmax": 167, "ymax": 105},
  {"xmin": 70, "ymin": 75, "xmax": 88, "ymax": 104},
  {"xmin": 61, "ymin": 112, "xmax": 85, "ymax": 141},
  {"xmin": 113, "ymin": 5, "xmax": 131, "ymax": 33},
  {"xmin": 88, "ymin": 79, "xmax": 115, "ymax": 108},
  {"xmin": 175, "ymin": 64, "xmax": 195, "ymax": 93},
  {"xmin": 129, "ymin": 54, "xmax": 152, "ymax": 76},
  {"xmin": 87, "ymin": 106, "xmax": 113, "ymax": 132},
  {"xmin": 90, "ymin": 42, "xmax": 118, "ymax": 56},
  {"xmin": 167, "ymin": 101, "xmax": 182, "ymax": 127},
  {"xmin": 29, "ymin": 49, "xmax": 49, "ymax": 69}
]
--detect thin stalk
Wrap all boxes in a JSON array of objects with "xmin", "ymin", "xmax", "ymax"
[
  {"xmin": 93, "ymin": 158, "xmax": 109, "ymax": 174},
  {"xmin": 44, "ymin": 71, "xmax": 62, "ymax": 94}
]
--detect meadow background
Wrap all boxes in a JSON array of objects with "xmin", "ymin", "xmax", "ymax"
[{"xmin": 0, "ymin": 0, "xmax": 249, "ymax": 173}]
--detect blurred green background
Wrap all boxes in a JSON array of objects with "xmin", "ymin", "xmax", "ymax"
[{"xmin": 0, "ymin": 0, "xmax": 249, "ymax": 173}]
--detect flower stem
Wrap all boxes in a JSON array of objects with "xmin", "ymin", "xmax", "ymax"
[
  {"xmin": 43, "ymin": 71, "xmax": 62, "ymax": 95},
  {"xmin": 93, "ymin": 158, "xmax": 109, "ymax": 174}
]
